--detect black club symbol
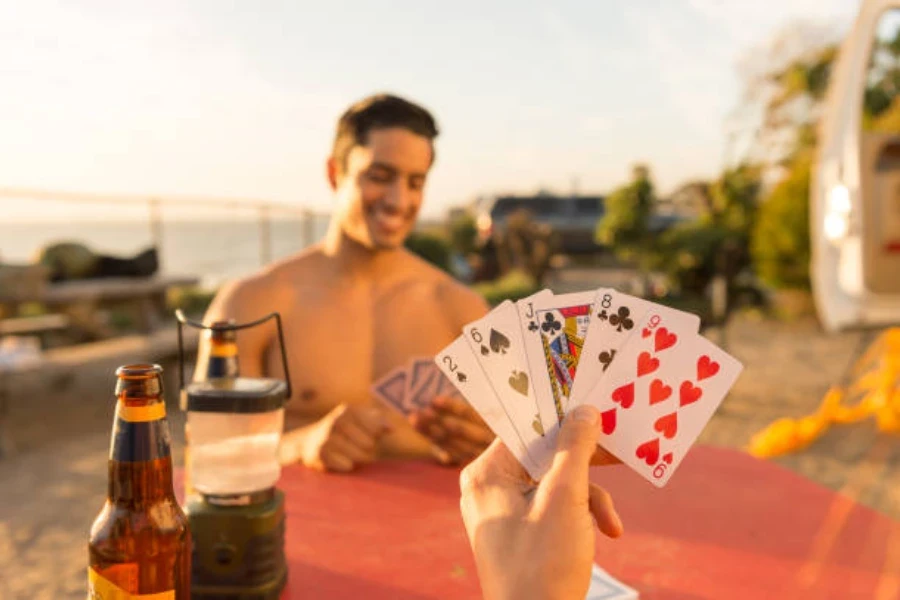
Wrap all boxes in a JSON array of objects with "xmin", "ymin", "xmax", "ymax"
[
  {"xmin": 598, "ymin": 349, "xmax": 617, "ymax": 372},
  {"xmin": 528, "ymin": 321, "xmax": 539, "ymax": 332},
  {"xmin": 540, "ymin": 313, "xmax": 561, "ymax": 334},
  {"xmin": 597, "ymin": 309, "xmax": 609, "ymax": 321},
  {"xmin": 608, "ymin": 307, "xmax": 633, "ymax": 333}
]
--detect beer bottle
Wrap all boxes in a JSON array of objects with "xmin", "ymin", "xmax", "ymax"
[
  {"xmin": 88, "ymin": 364, "xmax": 191, "ymax": 598},
  {"xmin": 205, "ymin": 320, "xmax": 239, "ymax": 380}
]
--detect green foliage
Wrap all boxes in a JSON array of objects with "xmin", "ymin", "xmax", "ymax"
[
  {"xmin": 751, "ymin": 156, "xmax": 812, "ymax": 290},
  {"xmin": 448, "ymin": 213, "xmax": 478, "ymax": 255},
  {"xmin": 595, "ymin": 165, "xmax": 656, "ymax": 270},
  {"xmin": 652, "ymin": 165, "xmax": 762, "ymax": 297},
  {"xmin": 405, "ymin": 232, "xmax": 453, "ymax": 273},
  {"xmin": 167, "ymin": 286, "xmax": 217, "ymax": 318},
  {"xmin": 472, "ymin": 270, "xmax": 539, "ymax": 307}
]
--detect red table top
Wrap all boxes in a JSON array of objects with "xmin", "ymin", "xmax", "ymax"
[{"xmin": 192, "ymin": 445, "xmax": 900, "ymax": 599}]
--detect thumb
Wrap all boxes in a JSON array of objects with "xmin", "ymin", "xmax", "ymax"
[{"xmin": 541, "ymin": 405, "xmax": 602, "ymax": 497}]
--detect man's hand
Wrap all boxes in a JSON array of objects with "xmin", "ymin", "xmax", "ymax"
[
  {"xmin": 289, "ymin": 404, "xmax": 390, "ymax": 473},
  {"xmin": 410, "ymin": 395, "xmax": 495, "ymax": 466},
  {"xmin": 459, "ymin": 405, "xmax": 624, "ymax": 600}
]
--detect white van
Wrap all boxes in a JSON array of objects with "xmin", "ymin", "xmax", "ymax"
[{"xmin": 813, "ymin": 0, "xmax": 900, "ymax": 331}]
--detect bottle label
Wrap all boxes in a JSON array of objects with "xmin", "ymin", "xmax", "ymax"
[
  {"xmin": 117, "ymin": 402, "xmax": 166, "ymax": 423},
  {"xmin": 88, "ymin": 566, "xmax": 174, "ymax": 599}
]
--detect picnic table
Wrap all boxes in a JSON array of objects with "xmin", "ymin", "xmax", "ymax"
[
  {"xmin": 0, "ymin": 275, "xmax": 199, "ymax": 339},
  {"xmin": 262, "ymin": 446, "xmax": 898, "ymax": 599}
]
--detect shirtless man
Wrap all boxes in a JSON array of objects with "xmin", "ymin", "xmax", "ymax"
[{"xmin": 197, "ymin": 94, "xmax": 494, "ymax": 472}]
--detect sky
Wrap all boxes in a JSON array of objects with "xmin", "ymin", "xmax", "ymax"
[{"xmin": 0, "ymin": 0, "xmax": 861, "ymax": 221}]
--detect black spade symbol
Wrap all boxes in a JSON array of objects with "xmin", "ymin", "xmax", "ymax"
[{"xmin": 489, "ymin": 329, "xmax": 511, "ymax": 354}]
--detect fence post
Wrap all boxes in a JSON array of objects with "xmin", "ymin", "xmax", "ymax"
[
  {"xmin": 302, "ymin": 210, "xmax": 316, "ymax": 248},
  {"xmin": 260, "ymin": 205, "xmax": 272, "ymax": 266},
  {"xmin": 149, "ymin": 198, "xmax": 164, "ymax": 270}
]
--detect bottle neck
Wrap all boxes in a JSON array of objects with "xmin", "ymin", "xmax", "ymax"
[
  {"xmin": 207, "ymin": 339, "xmax": 239, "ymax": 379},
  {"xmin": 108, "ymin": 454, "xmax": 175, "ymax": 505},
  {"xmin": 108, "ymin": 368, "xmax": 176, "ymax": 505}
]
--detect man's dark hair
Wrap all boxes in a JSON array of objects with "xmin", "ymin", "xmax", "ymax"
[{"xmin": 331, "ymin": 93, "xmax": 439, "ymax": 174}]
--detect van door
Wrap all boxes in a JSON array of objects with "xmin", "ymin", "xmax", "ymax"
[{"xmin": 813, "ymin": 0, "xmax": 900, "ymax": 331}]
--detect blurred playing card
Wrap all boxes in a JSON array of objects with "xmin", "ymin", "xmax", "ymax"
[
  {"xmin": 371, "ymin": 365, "xmax": 410, "ymax": 416},
  {"xmin": 586, "ymin": 564, "xmax": 638, "ymax": 599},
  {"xmin": 404, "ymin": 358, "xmax": 442, "ymax": 410}
]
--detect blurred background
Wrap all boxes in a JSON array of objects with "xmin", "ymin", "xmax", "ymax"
[{"xmin": 1, "ymin": 1, "xmax": 899, "ymax": 598}]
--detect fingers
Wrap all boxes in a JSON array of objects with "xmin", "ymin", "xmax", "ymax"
[
  {"xmin": 588, "ymin": 483, "xmax": 623, "ymax": 538},
  {"xmin": 329, "ymin": 433, "xmax": 375, "ymax": 466},
  {"xmin": 349, "ymin": 404, "xmax": 391, "ymax": 436},
  {"xmin": 536, "ymin": 405, "xmax": 602, "ymax": 508},
  {"xmin": 336, "ymin": 416, "xmax": 378, "ymax": 453},
  {"xmin": 460, "ymin": 438, "xmax": 531, "ymax": 492},
  {"xmin": 433, "ymin": 395, "xmax": 483, "ymax": 425},
  {"xmin": 441, "ymin": 413, "xmax": 495, "ymax": 445}
]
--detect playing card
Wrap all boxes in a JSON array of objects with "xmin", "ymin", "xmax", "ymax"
[
  {"xmin": 585, "ymin": 564, "xmax": 639, "ymax": 599},
  {"xmin": 404, "ymin": 358, "xmax": 442, "ymax": 410},
  {"xmin": 624, "ymin": 334, "xmax": 743, "ymax": 487},
  {"xmin": 569, "ymin": 289, "xmax": 700, "ymax": 409},
  {"xmin": 433, "ymin": 368, "xmax": 462, "ymax": 400},
  {"xmin": 371, "ymin": 365, "xmax": 410, "ymax": 416},
  {"xmin": 463, "ymin": 299, "xmax": 556, "ymax": 476},
  {"xmin": 518, "ymin": 290, "xmax": 596, "ymax": 425},
  {"xmin": 434, "ymin": 335, "xmax": 540, "ymax": 478},
  {"xmin": 586, "ymin": 309, "xmax": 740, "ymax": 487}
]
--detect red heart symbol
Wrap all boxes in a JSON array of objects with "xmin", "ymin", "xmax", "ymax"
[
  {"xmin": 637, "ymin": 352, "xmax": 659, "ymax": 377},
  {"xmin": 611, "ymin": 383, "xmax": 635, "ymax": 409},
  {"xmin": 680, "ymin": 381, "xmax": 703, "ymax": 406},
  {"xmin": 649, "ymin": 379, "xmax": 672, "ymax": 405},
  {"xmin": 697, "ymin": 355, "xmax": 720, "ymax": 381},
  {"xmin": 662, "ymin": 452, "xmax": 673, "ymax": 464},
  {"xmin": 601, "ymin": 409, "xmax": 617, "ymax": 434},
  {"xmin": 654, "ymin": 412, "xmax": 678, "ymax": 439},
  {"xmin": 655, "ymin": 327, "xmax": 677, "ymax": 352},
  {"xmin": 642, "ymin": 328, "xmax": 651, "ymax": 338},
  {"xmin": 635, "ymin": 438, "xmax": 660, "ymax": 465}
]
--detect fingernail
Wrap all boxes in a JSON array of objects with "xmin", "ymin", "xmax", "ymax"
[
  {"xmin": 571, "ymin": 405, "xmax": 599, "ymax": 424},
  {"xmin": 612, "ymin": 509, "xmax": 624, "ymax": 535}
]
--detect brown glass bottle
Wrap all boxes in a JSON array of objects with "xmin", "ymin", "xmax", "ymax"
[
  {"xmin": 205, "ymin": 320, "xmax": 239, "ymax": 380},
  {"xmin": 88, "ymin": 364, "xmax": 191, "ymax": 598}
]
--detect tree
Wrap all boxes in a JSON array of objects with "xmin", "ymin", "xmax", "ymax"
[
  {"xmin": 654, "ymin": 164, "xmax": 762, "ymax": 301},
  {"xmin": 595, "ymin": 164, "xmax": 657, "ymax": 273}
]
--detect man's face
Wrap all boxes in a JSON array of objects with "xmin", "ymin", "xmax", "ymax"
[{"xmin": 330, "ymin": 127, "xmax": 432, "ymax": 250}]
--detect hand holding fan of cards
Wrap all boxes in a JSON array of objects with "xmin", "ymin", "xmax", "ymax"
[{"xmin": 430, "ymin": 287, "xmax": 744, "ymax": 485}]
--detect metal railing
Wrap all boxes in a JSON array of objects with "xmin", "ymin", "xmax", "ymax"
[{"xmin": 0, "ymin": 187, "xmax": 331, "ymax": 270}]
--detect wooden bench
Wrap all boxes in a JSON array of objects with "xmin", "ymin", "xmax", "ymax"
[
  {"xmin": 0, "ymin": 275, "xmax": 199, "ymax": 340},
  {"xmin": 0, "ymin": 326, "xmax": 200, "ymax": 458}
]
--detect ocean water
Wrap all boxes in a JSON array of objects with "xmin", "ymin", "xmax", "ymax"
[{"xmin": 0, "ymin": 216, "xmax": 331, "ymax": 288}]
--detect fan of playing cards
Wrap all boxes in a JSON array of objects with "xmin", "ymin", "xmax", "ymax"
[{"xmin": 375, "ymin": 287, "xmax": 743, "ymax": 487}]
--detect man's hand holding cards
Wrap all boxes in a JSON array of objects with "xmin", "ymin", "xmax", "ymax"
[
  {"xmin": 433, "ymin": 286, "xmax": 744, "ymax": 485},
  {"xmin": 371, "ymin": 356, "xmax": 495, "ymax": 465}
]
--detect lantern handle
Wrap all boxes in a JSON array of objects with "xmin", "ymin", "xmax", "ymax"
[{"xmin": 175, "ymin": 309, "xmax": 292, "ymax": 401}]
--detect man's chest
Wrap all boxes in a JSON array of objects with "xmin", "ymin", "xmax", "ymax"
[{"xmin": 269, "ymin": 284, "xmax": 459, "ymax": 403}]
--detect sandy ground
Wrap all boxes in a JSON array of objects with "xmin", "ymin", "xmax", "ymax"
[{"xmin": 0, "ymin": 272, "xmax": 898, "ymax": 598}]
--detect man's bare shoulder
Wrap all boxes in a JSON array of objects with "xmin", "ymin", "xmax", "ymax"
[
  {"xmin": 401, "ymin": 251, "xmax": 489, "ymax": 326},
  {"xmin": 209, "ymin": 245, "xmax": 328, "ymax": 317}
]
